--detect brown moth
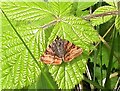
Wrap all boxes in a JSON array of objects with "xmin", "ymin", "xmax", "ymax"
[{"xmin": 40, "ymin": 36, "xmax": 83, "ymax": 65}]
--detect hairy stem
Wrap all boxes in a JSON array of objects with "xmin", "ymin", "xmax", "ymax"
[{"xmin": 82, "ymin": 10, "xmax": 118, "ymax": 20}]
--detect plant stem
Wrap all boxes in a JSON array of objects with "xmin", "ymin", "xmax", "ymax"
[
  {"xmin": 84, "ymin": 76, "xmax": 104, "ymax": 89},
  {"xmin": 104, "ymin": 26, "xmax": 116, "ymax": 89},
  {"xmin": 82, "ymin": 10, "xmax": 118, "ymax": 20}
]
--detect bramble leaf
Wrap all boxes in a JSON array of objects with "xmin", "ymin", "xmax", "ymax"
[
  {"xmin": 1, "ymin": 2, "xmax": 99, "ymax": 89},
  {"xmin": 91, "ymin": 6, "xmax": 116, "ymax": 26},
  {"xmin": 1, "ymin": 14, "xmax": 41, "ymax": 89},
  {"xmin": 47, "ymin": 16, "xmax": 99, "ymax": 89}
]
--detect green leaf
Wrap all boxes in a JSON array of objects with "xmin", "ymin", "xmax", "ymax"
[
  {"xmin": 75, "ymin": 1, "xmax": 97, "ymax": 16},
  {"xmin": 47, "ymin": 2, "xmax": 72, "ymax": 17},
  {"xmin": 91, "ymin": 44, "xmax": 118, "ymax": 69},
  {"xmin": 1, "ymin": 2, "xmax": 73, "ymax": 89},
  {"xmin": 98, "ymin": 46, "xmax": 110, "ymax": 66},
  {"xmin": 47, "ymin": 16, "xmax": 99, "ymax": 89},
  {"xmin": 95, "ymin": 67, "xmax": 106, "ymax": 85},
  {"xmin": 76, "ymin": 10, "xmax": 90, "ymax": 17},
  {"xmin": 1, "ymin": 2, "xmax": 100, "ymax": 89},
  {"xmin": 1, "ymin": 14, "xmax": 41, "ymax": 89},
  {"xmin": 77, "ymin": 1, "xmax": 97, "ymax": 11},
  {"xmin": 28, "ymin": 66, "xmax": 58, "ymax": 89},
  {"xmin": 104, "ymin": 27, "xmax": 116, "ymax": 89},
  {"xmin": 104, "ymin": 0, "xmax": 118, "ymax": 7},
  {"xmin": 49, "ymin": 55, "xmax": 87, "ymax": 89},
  {"xmin": 91, "ymin": 6, "xmax": 116, "ymax": 26},
  {"xmin": 110, "ymin": 76, "xmax": 118, "ymax": 89},
  {"xmin": 1, "ymin": 2, "xmax": 55, "ymax": 25},
  {"xmin": 1, "ymin": 2, "xmax": 72, "ymax": 23},
  {"xmin": 48, "ymin": 16, "xmax": 99, "ymax": 51},
  {"xmin": 115, "ymin": 16, "xmax": 120, "ymax": 34}
]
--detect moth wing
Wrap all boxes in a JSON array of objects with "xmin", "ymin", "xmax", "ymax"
[
  {"xmin": 40, "ymin": 47, "xmax": 62, "ymax": 65},
  {"xmin": 64, "ymin": 41, "xmax": 83, "ymax": 62}
]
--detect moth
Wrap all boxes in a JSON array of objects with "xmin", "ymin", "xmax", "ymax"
[{"xmin": 40, "ymin": 36, "xmax": 83, "ymax": 65}]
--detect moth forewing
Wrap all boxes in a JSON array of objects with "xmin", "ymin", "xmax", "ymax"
[
  {"xmin": 64, "ymin": 47, "xmax": 83, "ymax": 62},
  {"xmin": 40, "ymin": 36, "xmax": 83, "ymax": 65}
]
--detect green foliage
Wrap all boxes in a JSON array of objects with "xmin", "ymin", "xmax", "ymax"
[
  {"xmin": 47, "ymin": 16, "xmax": 99, "ymax": 51},
  {"xmin": 91, "ymin": 6, "xmax": 116, "ymax": 26},
  {"xmin": 104, "ymin": 0, "xmax": 118, "ymax": 7},
  {"xmin": 115, "ymin": 16, "xmax": 120, "ymax": 34},
  {"xmin": 1, "ymin": 2, "xmax": 100, "ymax": 89},
  {"xmin": 28, "ymin": 67, "xmax": 58, "ymax": 89},
  {"xmin": 76, "ymin": 1, "xmax": 97, "ymax": 16},
  {"xmin": 2, "ymin": 1, "xmax": 119, "ymax": 90},
  {"xmin": 49, "ymin": 54, "xmax": 87, "ymax": 89},
  {"xmin": 2, "ymin": 14, "xmax": 40, "ymax": 88},
  {"xmin": 1, "ymin": 13, "xmax": 41, "ymax": 89}
]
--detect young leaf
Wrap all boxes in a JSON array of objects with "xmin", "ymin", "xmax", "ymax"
[{"xmin": 91, "ymin": 6, "xmax": 116, "ymax": 26}]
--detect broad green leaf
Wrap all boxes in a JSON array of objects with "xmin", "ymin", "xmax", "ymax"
[
  {"xmin": 1, "ymin": 1, "xmax": 100, "ymax": 89},
  {"xmin": 93, "ymin": 45, "xmax": 110, "ymax": 67},
  {"xmin": 47, "ymin": 2, "xmax": 72, "ymax": 17},
  {"xmin": 1, "ymin": 2, "xmax": 73, "ymax": 89},
  {"xmin": 48, "ymin": 16, "xmax": 99, "ymax": 51},
  {"xmin": 1, "ymin": 2, "xmax": 55, "ymax": 25},
  {"xmin": 91, "ymin": 6, "xmax": 116, "ymax": 26},
  {"xmin": 1, "ymin": 2, "xmax": 72, "ymax": 24},
  {"xmin": 1, "ymin": 10, "xmax": 57, "ymax": 89},
  {"xmin": 47, "ymin": 16, "xmax": 99, "ymax": 89},
  {"xmin": 91, "ymin": 44, "xmax": 118, "ymax": 69},
  {"xmin": 49, "ymin": 55, "xmax": 87, "ymax": 89},
  {"xmin": 1, "ymin": 14, "xmax": 42, "ymax": 89},
  {"xmin": 110, "ymin": 77, "xmax": 118, "ymax": 89}
]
